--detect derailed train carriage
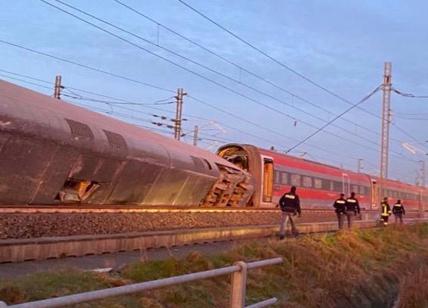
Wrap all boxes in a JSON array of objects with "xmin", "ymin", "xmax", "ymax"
[{"xmin": 0, "ymin": 80, "xmax": 253, "ymax": 207}]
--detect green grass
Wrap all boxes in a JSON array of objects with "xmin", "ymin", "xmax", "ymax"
[{"xmin": 2, "ymin": 224, "xmax": 428, "ymax": 307}]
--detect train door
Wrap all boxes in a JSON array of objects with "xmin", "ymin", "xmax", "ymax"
[
  {"xmin": 342, "ymin": 173, "xmax": 350, "ymax": 195},
  {"xmin": 261, "ymin": 156, "xmax": 274, "ymax": 203},
  {"xmin": 371, "ymin": 179, "xmax": 378, "ymax": 209}
]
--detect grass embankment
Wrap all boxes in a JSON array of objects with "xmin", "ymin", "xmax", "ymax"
[{"xmin": 1, "ymin": 224, "xmax": 428, "ymax": 307}]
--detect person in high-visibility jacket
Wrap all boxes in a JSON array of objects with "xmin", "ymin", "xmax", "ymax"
[
  {"xmin": 392, "ymin": 199, "xmax": 406, "ymax": 224},
  {"xmin": 380, "ymin": 197, "xmax": 392, "ymax": 226}
]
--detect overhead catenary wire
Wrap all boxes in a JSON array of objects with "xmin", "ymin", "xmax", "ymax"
[
  {"xmin": 39, "ymin": 0, "xmax": 408, "ymax": 157},
  {"xmin": 49, "ymin": 0, "xmax": 391, "ymax": 151},
  {"xmin": 286, "ymin": 85, "xmax": 384, "ymax": 153},
  {"xmin": 113, "ymin": 0, "xmax": 382, "ymax": 140},
  {"xmin": 0, "ymin": 38, "xmax": 413, "ymax": 164},
  {"xmin": 0, "ymin": 40, "xmax": 174, "ymax": 93},
  {"xmin": 177, "ymin": 0, "xmax": 423, "ymax": 147},
  {"xmin": 62, "ymin": 93, "xmax": 174, "ymax": 106},
  {"xmin": 390, "ymin": 87, "xmax": 428, "ymax": 145},
  {"xmin": 39, "ymin": 0, "xmax": 299, "ymax": 122},
  {"xmin": 286, "ymin": 85, "xmax": 418, "ymax": 162},
  {"xmin": 392, "ymin": 88, "xmax": 428, "ymax": 99}
]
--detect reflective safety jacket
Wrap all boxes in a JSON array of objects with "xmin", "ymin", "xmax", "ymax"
[
  {"xmin": 392, "ymin": 203, "xmax": 405, "ymax": 215},
  {"xmin": 345, "ymin": 197, "xmax": 360, "ymax": 214},
  {"xmin": 333, "ymin": 198, "xmax": 346, "ymax": 214},
  {"xmin": 279, "ymin": 192, "xmax": 301, "ymax": 215},
  {"xmin": 381, "ymin": 201, "xmax": 392, "ymax": 217}
]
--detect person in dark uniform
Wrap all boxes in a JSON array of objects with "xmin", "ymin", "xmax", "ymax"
[
  {"xmin": 333, "ymin": 193, "xmax": 346, "ymax": 230},
  {"xmin": 392, "ymin": 199, "xmax": 405, "ymax": 224},
  {"xmin": 345, "ymin": 192, "xmax": 360, "ymax": 229},
  {"xmin": 278, "ymin": 186, "xmax": 301, "ymax": 239},
  {"xmin": 381, "ymin": 197, "xmax": 392, "ymax": 226}
]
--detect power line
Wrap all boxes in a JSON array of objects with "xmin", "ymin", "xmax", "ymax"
[
  {"xmin": 55, "ymin": 0, "xmax": 388, "ymax": 151},
  {"xmin": 392, "ymin": 88, "xmax": 428, "ymax": 99},
  {"xmin": 40, "ymin": 0, "xmax": 397, "ymax": 155},
  {"xmin": 176, "ymin": 0, "xmax": 368, "ymax": 108},
  {"xmin": 113, "ymin": 0, "xmax": 382, "ymax": 140},
  {"xmin": 177, "ymin": 0, "xmax": 421, "ymax": 148},
  {"xmin": 390, "ymin": 87, "xmax": 428, "ymax": 145},
  {"xmin": 39, "ymin": 0, "xmax": 299, "ymax": 122},
  {"xmin": 0, "ymin": 39, "xmax": 174, "ymax": 93},
  {"xmin": 0, "ymin": 68, "xmax": 53, "ymax": 85},
  {"xmin": 62, "ymin": 93, "xmax": 174, "ymax": 106},
  {"xmin": 188, "ymin": 94, "xmax": 415, "ymax": 163},
  {"xmin": 287, "ymin": 85, "xmax": 383, "ymax": 153},
  {"xmin": 0, "ymin": 73, "xmax": 53, "ymax": 91},
  {"xmin": 0, "ymin": 69, "xmax": 174, "ymax": 106}
]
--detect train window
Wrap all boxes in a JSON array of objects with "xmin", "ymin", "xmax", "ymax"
[
  {"xmin": 333, "ymin": 181, "xmax": 342, "ymax": 192},
  {"xmin": 290, "ymin": 174, "xmax": 301, "ymax": 186},
  {"xmin": 281, "ymin": 172, "xmax": 289, "ymax": 185},
  {"xmin": 321, "ymin": 179, "xmax": 331, "ymax": 191},
  {"xmin": 103, "ymin": 130, "xmax": 127, "ymax": 151},
  {"xmin": 351, "ymin": 185, "xmax": 359, "ymax": 194},
  {"xmin": 65, "ymin": 119, "xmax": 94, "ymax": 141},
  {"xmin": 314, "ymin": 178, "xmax": 322, "ymax": 189},
  {"xmin": 274, "ymin": 170, "xmax": 280, "ymax": 184},
  {"xmin": 303, "ymin": 176, "xmax": 312, "ymax": 188}
]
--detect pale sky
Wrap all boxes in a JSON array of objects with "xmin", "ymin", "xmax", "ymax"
[{"xmin": 1, "ymin": 0, "xmax": 427, "ymax": 184}]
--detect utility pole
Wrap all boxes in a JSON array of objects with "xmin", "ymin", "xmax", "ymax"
[
  {"xmin": 193, "ymin": 125, "xmax": 199, "ymax": 146},
  {"xmin": 357, "ymin": 159, "xmax": 363, "ymax": 173},
  {"xmin": 379, "ymin": 62, "xmax": 392, "ymax": 203},
  {"xmin": 53, "ymin": 75, "xmax": 62, "ymax": 100},
  {"xmin": 174, "ymin": 88, "xmax": 187, "ymax": 141}
]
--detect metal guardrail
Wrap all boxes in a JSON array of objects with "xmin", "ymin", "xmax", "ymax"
[{"xmin": 0, "ymin": 257, "xmax": 283, "ymax": 308}]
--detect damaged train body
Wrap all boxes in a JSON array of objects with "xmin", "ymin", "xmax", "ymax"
[{"xmin": 0, "ymin": 80, "xmax": 254, "ymax": 207}]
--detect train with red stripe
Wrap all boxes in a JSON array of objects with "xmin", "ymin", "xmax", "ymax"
[
  {"xmin": 218, "ymin": 144, "xmax": 428, "ymax": 212},
  {"xmin": 0, "ymin": 79, "xmax": 427, "ymax": 214}
]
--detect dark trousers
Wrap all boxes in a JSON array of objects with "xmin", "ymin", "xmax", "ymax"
[
  {"xmin": 336, "ymin": 212, "xmax": 344, "ymax": 229},
  {"xmin": 394, "ymin": 214, "xmax": 403, "ymax": 224},
  {"xmin": 381, "ymin": 215, "xmax": 389, "ymax": 225},
  {"xmin": 345, "ymin": 211, "xmax": 355, "ymax": 228},
  {"xmin": 279, "ymin": 211, "xmax": 298, "ymax": 237}
]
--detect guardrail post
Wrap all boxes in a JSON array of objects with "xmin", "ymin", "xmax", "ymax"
[{"xmin": 230, "ymin": 261, "xmax": 248, "ymax": 308}]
